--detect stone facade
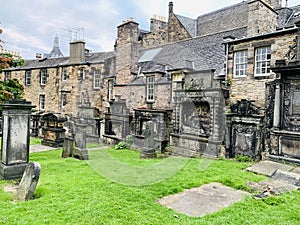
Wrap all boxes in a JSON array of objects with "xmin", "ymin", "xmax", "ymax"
[{"xmin": 228, "ymin": 31, "xmax": 298, "ymax": 107}]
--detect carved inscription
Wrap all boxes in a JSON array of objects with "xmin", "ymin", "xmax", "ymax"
[{"xmin": 292, "ymin": 91, "xmax": 300, "ymax": 115}]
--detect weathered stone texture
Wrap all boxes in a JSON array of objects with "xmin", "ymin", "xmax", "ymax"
[
  {"xmin": 168, "ymin": 13, "xmax": 191, "ymax": 43},
  {"xmin": 229, "ymin": 33, "xmax": 297, "ymax": 106},
  {"xmin": 247, "ymin": 0, "xmax": 278, "ymax": 36}
]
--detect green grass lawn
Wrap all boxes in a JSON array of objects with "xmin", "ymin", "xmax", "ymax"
[{"xmin": 0, "ymin": 148, "xmax": 299, "ymax": 225}]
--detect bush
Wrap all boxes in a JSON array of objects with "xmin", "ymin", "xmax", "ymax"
[{"xmin": 114, "ymin": 142, "xmax": 129, "ymax": 150}]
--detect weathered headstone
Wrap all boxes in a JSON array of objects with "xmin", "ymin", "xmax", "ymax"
[
  {"xmin": 62, "ymin": 120, "xmax": 74, "ymax": 158},
  {"xmin": 73, "ymin": 118, "xmax": 89, "ymax": 160},
  {"xmin": 16, "ymin": 162, "xmax": 41, "ymax": 201},
  {"xmin": 140, "ymin": 121, "xmax": 157, "ymax": 159},
  {"xmin": 0, "ymin": 100, "xmax": 35, "ymax": 179}
]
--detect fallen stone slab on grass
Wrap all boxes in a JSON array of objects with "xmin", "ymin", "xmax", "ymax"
[
  {"xmin": 158, "ymin": 182, "xmax": 249, "ymax": 217},
  {"xmin": 15, "ymin": 162, "xmax": 41, "ymax": 201},
  {"xmin": 271, "ymin": 169, "xmax": 300, "ymax": 187},
  {"xmin": 246, "ymin": 161, "xmax": 294, "ymax": 177}
]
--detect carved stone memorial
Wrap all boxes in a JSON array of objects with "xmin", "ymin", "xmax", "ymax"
[
  {"xmin": 16, "ymin": 162, "xmax": 41, "ymax": 201},
  {"xmin": 140, "ymin": 121, "xmax": 157, "ymax": 159},
  {"xmin": 267, "ymin": 20, "xmax": 300, "ymax": 163},
  {"xmin": 73, "ymin": 118, "xmax": 88, "ymax": 160},
  {"xmin": 0, "ymin": 100, "xmax": 35, "ymax": 179}
]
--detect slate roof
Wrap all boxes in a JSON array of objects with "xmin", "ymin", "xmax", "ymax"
[
  {"xmin": 7, "ymin": 51, "xmax": 115, "ymax": 71},
  {"xmin": 139, "ymin": 27, "xmax": 247, "ymax": 76},
  {"xmin": 280, "ymin": 5, "xmax": 300, "ymax": 28},
  {"xmin": 175, "ymin": 14, "xmax": 197, "ymax": 37}
]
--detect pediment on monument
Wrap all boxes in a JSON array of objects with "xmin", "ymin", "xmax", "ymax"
[{"xmin": 230, "ymin": 99, "xmax": 260, "ymax": 116}]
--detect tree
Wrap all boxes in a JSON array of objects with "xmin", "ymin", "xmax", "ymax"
[
  {"xmin": 0, "ymin": 22, "xmax": 25, "ymax": 70},
  {"xmin": 0, "ymin": 79, "xmax": 24, "ymax": 102}
]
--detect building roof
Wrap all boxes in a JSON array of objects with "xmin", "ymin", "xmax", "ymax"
[
  {"xmin": 139, "ymin": 27, "xmax": 247, "ymax": 75},
  {"xmin": 175, "ymin": 14, "xmax": 197, "ymax": 37},
  {"xmin": 6, "ymin": 51, "xmax": 115, "ymax": 71}
]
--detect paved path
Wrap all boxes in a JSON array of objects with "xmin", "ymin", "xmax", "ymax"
[{"xmin": 29, "ymin": 144, "xmax": 59, "ymax": 153}]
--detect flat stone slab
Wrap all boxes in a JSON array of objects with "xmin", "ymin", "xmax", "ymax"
[
  {"xmin": 246, "ymin": 160, "xmax": 294, "ymax": 177},
  {"xmin": 271, "ymin": 170, "xmax": 300, "ymax": 187},
  {"xmin": 292, "ymin": 167, "xmax": 300, "ymax": 175},
  {"xmin": 158, "ymin": 182, "xmax": 249, "ymax": 217}
]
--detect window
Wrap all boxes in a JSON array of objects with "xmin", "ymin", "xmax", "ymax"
[
  {"xmin": 146, "ymin": 76, "xmax": 155, "ymax": 102},
  {"xmin": 4, "ymin": 71, "xmax": 11, "ymax": 81},
  {"xmin": 40, "ymin": 69, "xmax": 47, "ymax": 85},
  {"xmin": 62, "ymin": 67, "xmax": 67, "ymax": 81},
  {"xmin": 61, "ymin": 92, "xmax": 67, "ymax": 109},
  {"xmin": 80, "ymin": 68, "xmax": 85, "ymax": 80},
  {"xmin": 108, "ymin": 79, "xmax": 113, "ymax": 102},
  {"xmin": 39, "ymin": 94, "xmax": 45, "ymax": 110},
  {"xmin": 234, "ymin": 50, "xmax": 247, "ymax": 77},
  {"xmin": 93, "ymin": 70, "xmax": 101, "ymax": 89},
  {"xmin": 255, "ymin": 46, "xmax": 271, "ymax": 76},
  {"xmin": 25, "ymin": 70, "xmax": 31, "ymax": 85}
]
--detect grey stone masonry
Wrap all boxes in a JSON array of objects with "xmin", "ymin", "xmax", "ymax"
[
  {"xmin": 73, "ymin": 118, "xmax": 88, "ymax": 160},
  {"xmin": 0, "ymin": 100, "xmax": 35, "ymax": 179}
]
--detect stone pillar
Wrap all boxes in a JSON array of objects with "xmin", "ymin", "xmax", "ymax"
[
  {"xmin": 73, "ymin": 118, "xmax": 88, "ymax": 160},
  {"xmin": 296, "ymin": 21, "xmax": 300, "ymax": 62},
  {"xmin": 273, "ymin": 83, "xmax": 281, "ymax": 129},
  {"xmin": 0, "ymin": 100, "xmax": 35, "ymax": 179}
]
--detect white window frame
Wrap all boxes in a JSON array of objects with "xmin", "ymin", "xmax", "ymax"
[
  {"xmin": 61, "ymin": 92, "xmax": 67, "ymax": 109},
  {"xmin": 39, "ymin": 94, "xmax": 45, "ymax": 110},
  {"xmin": 40, "ymin": 69, "xmax": 47, "ymax": 85},
  {"xmin": 93, "ymin": 69, "xmax": 101, "ymax": 89},
  {"xmin": 4, "ymin": 71, "xmax": 11, "ymax": 81},
  {"xmin": 233, "ymin": 50, "xmax": 248, "ymax": 77},
  {"xmin": 146, "ymin": 76, "xmax": 155, "ymax": 102},
  {"xmin": 62, "ymin": 67, "xmax": 67, "ymax": 81},
  {"xmin": 254, "ymin": 46, "xmax": 271, "ymax": 77},
  {"xmin": 25, "ymin": 70, "xmax": 31, "ymax": 86}
]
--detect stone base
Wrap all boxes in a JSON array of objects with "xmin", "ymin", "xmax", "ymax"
[
  {"xmin": 0, "ymin": 163, "xmax": 28, "ymax": 180},
  {"xmin": 140, "ymin": 148, "xmax": 157, "ymax": 159},
  {"xmin": 41, "ymin": 139, "xmax": 64, "ymax": 148},
  {"xmin": 73, "ymin": 147, "xmax": 89, "ymax": 160}
]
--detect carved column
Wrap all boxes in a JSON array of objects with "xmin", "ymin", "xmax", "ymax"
[{"xmin": 273, "ymin": 83, "xmax": 281, "ymax": 129}]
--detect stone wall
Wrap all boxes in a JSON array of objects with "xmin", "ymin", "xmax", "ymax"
[
  {"xmin": 228, "ymin": 32, "xmax": 297, "ymax": 107},
  {"xmin": 9, "ymin": 63, "xmax": 107, "ymax": 117},
  {"xmin": 168, "ymin": 11, "xmax": 191, "ymax": 43},
  {"xmin": 116, "ymin": 20, "xmax": 139, "ymax": 85},
  {"xmin": 247, "ymin": 0, "xmax": 278, "ymax": 37}
]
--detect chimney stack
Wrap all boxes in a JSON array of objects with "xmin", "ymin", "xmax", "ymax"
[{"xmin": 69, "ymin": 41, "xmax": 86, "ymax": 64}]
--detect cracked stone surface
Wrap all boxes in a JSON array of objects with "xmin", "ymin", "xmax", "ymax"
[{"xmin": 158, "ymin": 182, "xmax": 249, "ymax": 217}]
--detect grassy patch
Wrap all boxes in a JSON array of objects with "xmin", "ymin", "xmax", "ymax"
[
  {"xmin": 0, "ymin": 149, "xmax": 299, "ymax": 225},
  {"xmin": 30, "ymin": 137, "xmax": 42, "ymax": 145}
]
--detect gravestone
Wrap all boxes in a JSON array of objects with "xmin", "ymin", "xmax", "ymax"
[
  {"xmin": 16, "ymin": 162, "xmax": 41, "ymax": 201},
  {"xmin": 0, "ymin": 100, "xmax": 35, "ymax": 179},
  {"xmin": 62, "ymin": 120, "xmax": 74, "ymax": 158},
  {"xmin": 73, "ymin": 118, "xmax": 88, "ymax": 160},
  {"xmin": 140, "ymin": 121, "xmax": 157, "ymax": 159}
]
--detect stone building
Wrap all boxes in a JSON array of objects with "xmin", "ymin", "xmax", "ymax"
[
  {"xmin": 2, "ymin": 0, "xmax": 300, "ymax": 160},
  {"xmin": 2, "ymin": 37, "xmax": 115, "ymax": 117}
]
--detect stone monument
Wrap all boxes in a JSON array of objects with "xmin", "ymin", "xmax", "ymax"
[
  {"xmin": 15, "ymin": 162, "xmax": 41, "ymax": 201},
  {"xmin": 140, "ymin": 121, "xmax": 157, "ymax": 159},
  {"xmin": 73, "ymin": 118, "xmax": 88, "ymax": 160},
  {"xmin": 0, "ymin": 100, "xmax": 35, "ymax": 179}
]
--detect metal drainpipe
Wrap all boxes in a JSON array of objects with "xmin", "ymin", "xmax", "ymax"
[{"xmin": 225, "ymin": 42, "xmax": 229, "ymax": 87}]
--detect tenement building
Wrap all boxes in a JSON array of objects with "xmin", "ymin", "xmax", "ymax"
[{"xmin": 3, "ymin": 0, "xmax": 300, "ymax": 162}]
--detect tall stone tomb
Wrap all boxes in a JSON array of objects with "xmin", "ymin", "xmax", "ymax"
[{"xmin": 0, "ymin": 100, "xmax": 35, "ymax": 179}]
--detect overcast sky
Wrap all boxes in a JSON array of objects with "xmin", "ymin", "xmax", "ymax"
[{"xmin": 1, "ymin": 0, "xmax": 299, "ymax": 59}]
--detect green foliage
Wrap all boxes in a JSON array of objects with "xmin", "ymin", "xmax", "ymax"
[
  {"xmin": 0, "ymin": 53, "xmax": 24, "ymax": 70},
  {"xmin": 30, "ymin": 137, "xmax": 42, "ymax": 145},
  {"xmin": 114, "ymin": 141, "xmax": 129, "ymax": 150},
  {"xmin": 0, "ymin": 79, "xmax": 24, "ymax": 102},
  {"xmin": 235, "ymin": 154, "xmax": 253, "ymax": 163}
]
